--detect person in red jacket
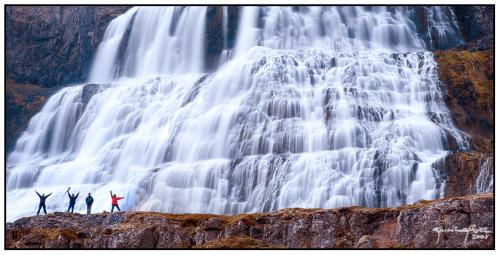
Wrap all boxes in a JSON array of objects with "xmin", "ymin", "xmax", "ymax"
[{"xmin": 110, "ymin": 190, "xmax": 124, "ymax": 212}]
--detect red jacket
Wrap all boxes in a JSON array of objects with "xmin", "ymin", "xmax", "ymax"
[{"xmin": 110, "ymin": 192, "xmax": 124, "ymax": 205}]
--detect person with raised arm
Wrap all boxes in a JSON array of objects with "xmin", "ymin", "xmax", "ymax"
[
  {"xmin": 110, "ymin": 190, "xmax": 124, "ymax": 212},
  {"xmin": 66, "ymin": 187, "xmax": 80, "ymax": 213},
  {"xmin": 35, "ymin": 190, "xmax": 52, "ymax": 215}
]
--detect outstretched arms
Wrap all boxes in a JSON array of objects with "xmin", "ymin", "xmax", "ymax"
[{"xmin": 110, "ymin": 190, "xmax": 124, "ymax": 200}]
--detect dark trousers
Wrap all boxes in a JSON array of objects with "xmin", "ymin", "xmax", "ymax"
[
  {"xmin": 87, "ymin": 204, "xmax": 92, "ymax": 214},
  {"xmin": 67, "ymin": 203, "xmax": 75, "ymax": 213},
  {"xmin": 111, "ymin": 204, "xmax": 120, "ymax": 212},
  {"xmin": 37, "ymin": 204, "xmax": 47, "ymax": 215}
]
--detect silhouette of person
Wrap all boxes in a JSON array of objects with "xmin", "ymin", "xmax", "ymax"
[
  {"xmin": 66, "ymin": 187, "xmax": 79, "ymax": 213},
  {"xmin": 35, "ymin": 190, "xmax": 51, "ymax": 215}
]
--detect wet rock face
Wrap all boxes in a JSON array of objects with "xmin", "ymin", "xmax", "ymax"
[
  {"xmin": 205, "ymin": 6, "xmax": 240, "ymax": 71},
  {"xmin": 6, "ymin": 6, "xmax": 131, "ymax": 88},
  {"xmin": 6, "ymin": 193, "xmax": 493, "ymax": 249},
  {"xmin": 441, "ymin": 152, "xmax": 484, "ymax": 197},
  {"xmin": 441, "ymin": 150, "xmax": 493, "ymax": 197},
  {"xmin": 6, "ymin": 82, "xmax": 107, "ymax": 153},
  {"xmin": 5, "ymin": 79, "xmax": 56, "ymax": 151},
  {"xmin": 6, "ymin": 6, "xmax": 129, "ymax": 152},
  {"xmin": 452, "ymin": 6, "xmax": 493, "ymax": 51}
]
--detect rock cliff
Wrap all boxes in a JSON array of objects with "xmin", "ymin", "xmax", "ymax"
[
  {"xmin": 452, "ymin": 6, "xmax": 493, "ymax": 51},
  {"xmin": 6, "ymin": 193, "xmax": 493, "ymax": 249},
  {"xmin": 5, "ymin": 6, "xmax": 129, "ymax": 151},
  {"xmin": 433, "ymin": 49, "xmax": 493, "ymax": 197},
  {"xmin": 6, "ymin": 6, "xmax": 131, "ymax": 88}
]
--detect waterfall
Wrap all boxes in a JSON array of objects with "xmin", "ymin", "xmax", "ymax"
[
  {"xmin": 233, "ymin": 6, "xmax": 260, "ymax": 57},
  {"xmin": 475, "ymin": 157, "xmax": 493, "ymax": 193},
  {"xmin": 7, "ymin": 6, "xmax": 469, "ymax": 222},
  {"xmin": 89, "ymin": 6, "xmax": 207, "ymax": 83}
]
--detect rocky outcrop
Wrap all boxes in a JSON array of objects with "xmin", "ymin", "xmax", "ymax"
[
  {"xmin": 6, "ymin": 79, "xmax": 56, "ymax": 151},
  {"xmin": 6, "ymin": 193, "xmax": 493, "ymax": 249},
  {"xmin": 433, "ymin": 49, "xmax": 493, "ymax": 198},
  {"xmin": 6, "ymin": 6, "xmax": 131, "ymax": 88},
  {"xmin": 441, "ymin": 152, "xmax": 488, "ymax": 197}
]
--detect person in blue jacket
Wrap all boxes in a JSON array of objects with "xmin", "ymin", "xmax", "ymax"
[
  {"xmin": 35, "ymin": 190, "xmax": 51, "ymax": 215},
  {"xmin": 66, "ymin": 187, "xmax": 79, "ymax": 213}
]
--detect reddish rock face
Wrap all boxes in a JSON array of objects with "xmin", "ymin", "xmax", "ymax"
[
  {"xmin": 6, "ymin": 193, "xmax": 493, "ymax": 249},
  {"xmin": 441, "ymin": 152, "xmax": 493, "ymax": 197},
  {"xmin": 433, "ymin": 49, "xmax": 493, "ymax": 198}
]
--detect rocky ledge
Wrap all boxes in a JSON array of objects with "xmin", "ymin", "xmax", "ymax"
[{"xmin": 6, "ymin": 193, "xmax": 493, "ymax": 249}]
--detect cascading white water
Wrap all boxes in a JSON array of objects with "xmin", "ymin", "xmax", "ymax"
[
  {"xmin": 89, "ymin": 7, "xmax": 207, "ymax": 83},
  {"xmin": 475, "ymin": 157, "xmax": 493, "ymax": 193},
  {"xmin": 7, "ymin": 6, "xmax": 469, "ymax": 221}
]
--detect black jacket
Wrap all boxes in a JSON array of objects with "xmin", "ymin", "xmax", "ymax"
[
  {"xmin": 68, "ymin": 192, "xmax": 79, "ymax": 205},
  {"xmin": 36, "ymin": 192, "xmax": 51, "ymax": 205},
  {"xmin": 86, "ymin": 195, "xmax": 94, "ymax": 205}
]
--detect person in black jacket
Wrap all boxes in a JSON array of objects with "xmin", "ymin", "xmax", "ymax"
[
  {"xmin": 35, "ymin": 190, "xmax": 51, "ymax": 215},
  {"xmin": 66, "ymin": 187, "xmax": 79, "ymax": 213},
  {"xmin": 86, "ymin": 193, "xmax": 94, "ymax": 214}
]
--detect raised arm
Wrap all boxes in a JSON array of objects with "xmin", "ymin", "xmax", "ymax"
[
  {"xmin": 117, "ymin": 197, "xmax": 124, "ymax": 200},
  {"xmin": 110, "ymin": 190, "xmax": 113, "ymax": 197},
  {"xmin": 35, "ymin": 191, "xmax": 41, "ymax": 197},
  {"xmin": 75, "ymin": 192, "xmax": 80, "ymax": 199},
  {"xmin": 67, "ymin": 190, "xmax": 71, "ymax": 199},
  {"xmin": 46, "ymin": 193, "xmax": 52, "ymax": 198}
]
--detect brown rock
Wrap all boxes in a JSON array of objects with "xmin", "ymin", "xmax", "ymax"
[
  {"xmin": 224, "ymin": 219, "xmax": 250, "ymax": 238},
  {"xmin": 126, "ymin": 227, "xmax": 156, "ymax": 248},
  {"xmin": 355, "ymin": 235, "xmax": 374, "ymax": 248},
  {"xmin": 155, "ymin": 224, "xmax": 192, "ymax": 248},
  {"xmin": 16, "ymin": 232, "xmax": 45, "ymax": 248},
  {"xmin": 434, "ymin": 49, "xmax": 493, "ymax": 198},
  {"xmin": 310, "ymin": 210, "xmax": 340, "ymax": 248},
  {"xmin": 202, "ymin": 217, "xmax": 224, "ymax": 230},
  {"xmin": 442, "ymin": 152, "xmax": 490, "ymax": 197},
  {"xmin": 434, "ymin": 50, "xmax": 493, "ymax": 151},
  {"xmin": 5, "ymin": 193, "xmax": 493, "ymax": 249}
]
